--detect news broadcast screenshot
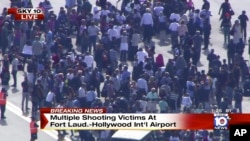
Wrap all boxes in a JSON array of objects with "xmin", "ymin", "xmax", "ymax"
[{"xmin": 1, "ymin": 0, "xmax": 250, "ymax": 141}]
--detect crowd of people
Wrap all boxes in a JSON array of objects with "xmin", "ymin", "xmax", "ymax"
[{"xmin": 0, "ymin": 0, "xmax": 249, "ymax": 141}]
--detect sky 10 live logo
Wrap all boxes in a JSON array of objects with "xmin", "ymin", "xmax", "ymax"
[
  {"xmin": 214, "ymin": 114, "xmax": 230, "ymax": 130},
  {"xmin": 7, "ymin": 8, "xmax": 45, "ymax": 20}
]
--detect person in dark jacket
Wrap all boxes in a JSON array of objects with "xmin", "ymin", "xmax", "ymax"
[
  {"xmin": 207, "ymin": 49, "xmax": 217, "ymax": 69},
  {"xmin": 236, "ymin": 38, "xmax": 245, "ymax": 56},
  {"xmin": 192, "ymin": 31, "xmax": 203, "ymax": 65},
  {"xmin": 238, "ymin": 10, "xmax": 249, "ymax": 41},
  {"xmin": 202, "ymin": 18, "xmax": 211, "ymax": 50},
  {"xmin": 234, "ymin": 88, "xmax": 243, "ymax": 113},
  {"xmin": 221, "ymin": 13, "xmax": 231, "ymax": 44},
  {"xmin": 202, "ymin": 0, "xmax": 210, "ymax": 10},
  {"xmin": 1, "ymin": 67, "xmax": 10, "ymax": 86},
  {"xmin": 221, "ymin": 97, "xmax": 229, "ymax": 113},
  {"xmin": 21, "ymin": 76, "xmax": 30, "ymax": 112},
  {"xmin": 227, "ymin": 39, "xmax": 236, "ymax": 64}
]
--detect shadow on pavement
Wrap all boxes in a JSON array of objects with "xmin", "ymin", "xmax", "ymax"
[
  {"xmin": 0, "ymin": 119, "xmax": 8, "ymax": 126},
  {"xmin": 158, "ymin": 41, "xmax": 171, "ymax": 46},
  {"xmin": 11, "ymin": 88, "xmax": 19, "ymax": 93},
  {"xmin": 202, "ymin": 49, "xmax": 209, "ymax": 55}
]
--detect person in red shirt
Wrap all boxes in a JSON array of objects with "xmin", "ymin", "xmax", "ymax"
[
  {"xmin": 0, "ymin": 88, "xmax": 7, "ymax": 119},
  {"xmin": 30, "ymin": 116, "xmax": 39, "ymax": 141}
]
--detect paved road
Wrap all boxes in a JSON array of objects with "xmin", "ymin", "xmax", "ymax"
[{"xmin": 0, "ymin": 0, "xmax": 250, "ymax": 141}]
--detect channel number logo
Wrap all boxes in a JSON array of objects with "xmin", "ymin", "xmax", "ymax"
[{"xmin": 214, "ymin": 114, "xmax": 230, "ymax": 130}]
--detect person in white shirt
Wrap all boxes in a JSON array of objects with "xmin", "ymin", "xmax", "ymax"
[
  {"xmin": 78, "ymin": 83, "xmax": 86, "ymax": 107},
  {"xmin": 107, "ymin": 25, "xmax": 119, "ymax": 41},
  {"xmin": 153, "ymin": 3, "xmax": 164, "ymax": 17},
  {"xmin": 115, "ymin": 11, "xmax": 126, "ymax": 25},
  {"xmin": 200, "ymin": 7, "xmax": 212, "ymax": 24},
  {"xmin": 169, "ymin": 12, "xmax": 181, "ymax": 22},
  {"xmin": 84, "ymin": 52, "xmax": 94, "ymax": 69},
  {"xmin": 87, "ymin": 21, "xmax": 100, "ymax": 52},
  {"xmin": 140, "ymin": 8, "xmax": 154, "ymax": 43},
  {"xmin": 45, "ymin": 29, "xmax": 53, "ymax": 56},
  {"xmin": 169, "ymin": 20, "xmax": 180, "ymax": 32},
  {"xmin": 169, "ymin": 20, "xmax": 180, "ymax": 47},
  {"xmin": 78, "ymin": 84, "xmax": 86, "ymax": 98},
  {"xmin": 158, "ymin": 12, "xmax": 166, "ymax": 43},
  {"xmin": 66, "ymin": 69, "xmax": 74, "ymax": 80},
  {"xmin": 86, "ymin": 86, "xmax": 96, "ymax": 107},
  {"xmin": 11, "ymin": 55, "xmax": 19, "ymax": 87},
  {"xmin": 186, "ymin": 78, "xmax": 195, "ymax": 98},
  {"xmin": 45, "ymin": 90, "xmax": 55, "ymax": 107},
  {"xmin": 22, "ymin": 41, "xmax": 33, "ymax": 65},
  {"xmin": 93, "ymin": 6, "xmax": 100, "ymax": 22},
  {"xmin": 120, "ymin": 31, "xmax": 128, "ymax": 62},
  {"xmin": 181, "ymin": 93, "xmax": 192, "ymax": 112},
  {"xmin": 137, "ymin": 75, "xmax": 148, "ymax": 93},
  {"xmin": 113, "ymin": 25, "xmax": 122, "ymax": 39},
  {"xmin": 130, "ymin": 30, "xmax": 141, "ymax": 60},
  {"xmin": 100, "ymin": 7, "xmax": 110, "ymax": 17},
  {"xmin": 136, "ymin": 48, "xmax": 148, "ymax": 63}
]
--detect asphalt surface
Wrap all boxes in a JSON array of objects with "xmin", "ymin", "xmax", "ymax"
[{"xmin": 0, "ymin": 0, "xmax": 250, "ymax": 141}]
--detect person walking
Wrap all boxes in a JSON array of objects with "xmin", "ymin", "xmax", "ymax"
[
  {"xmin": 221, "ymin": 13, "xmax": 232, "ymax": 44},
  {"xmin": 120, "ymin": 31, "xmax": 129, "ymax": 62},
  {"xmin": 181, "ymin": 93, "xmax": 193, "ymax": 112},
  {"xmin": 169, "ymin": 19, "xmax": 179, "ymax": 48},
  {"xmin": 11, "ymin": 54, "xmax": 19, "ymax": 87},
  {"xmin": 130, "ymin": 30, "xmax": 140, "ymax": 61},
  {"xmin": 32, "ymin": 36, "xmax": 43, "ymax": 58},
  {"xmin": 146, "ymin": 88, "xmax": 159, "ymax": 113},
  {"xmin": 231, "ymin": 20, "xmax": 242, "ymax": 44},
  {"xmin": 45, "ymin": 89, "xmax": 55, "ymax": 107},
  {"xmin": 202, "ymin": 0, "xmax": 210, "ymax": 10},
  {"xmin": 234, "ymin": 88, "xmax": 243, "ymax": 113},
  {"xmin": 30, "ymin": 116, "xmax": 39, "ymax": 141},
  {"xmin": 158, "ymin": 97, "xmax": 168, "ymax": 113},
  {"xmin": 87, "ymin": 21, "xmax": 100, "ymax": 52},
  {"xmin": 0, "ymin": 88, "xmax": 8, "ymax": 119},
  {"xmin": 86, "ymin": 86, "xmax": 96, "ymax": 107},
  {"xmin": 192, "ymin": 31, "xmax": 203, "ymax": 65},
  {"xmin": 238, "ymin": 10, "xmax": 249, "ymax": 42},
  {"xmin": 203, "ymin": 18, "xmax": 211, "ymax": 50},
  {"xmin": 21, "ymin": 76, "xmax": 30, "ymax": 113},
  {"xmin": 140, "ymin": 8, "xmax": 154, "ymax": 43},
  {"xmin": 218, "ymin": 0, "xmax": 232, "ymax": 26}
]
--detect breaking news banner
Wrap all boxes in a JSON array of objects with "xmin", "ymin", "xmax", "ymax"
[
  {"xmin": 40, "ymin": 108, "xmax": 250, "ymax": 130},
  {"xmin": 7, "ymin": 8, "xmax": 44, "ymax": 20}
]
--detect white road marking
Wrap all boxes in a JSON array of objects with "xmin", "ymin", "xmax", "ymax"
[{"xmin": 6, "ymin": 101, "xmax": 71, "ymax": 141}]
